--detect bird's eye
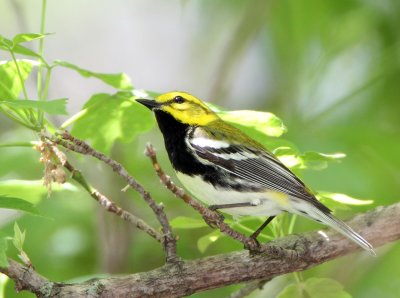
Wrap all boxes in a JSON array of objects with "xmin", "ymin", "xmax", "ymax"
[{"xmin": 173, "ymin": 96, "xmax": 185, "ymax": 104}]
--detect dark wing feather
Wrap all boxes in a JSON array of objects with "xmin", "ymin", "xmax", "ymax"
[{"xmin": 189, "ymin": 126, "xmax": 330, "ymax": 213}]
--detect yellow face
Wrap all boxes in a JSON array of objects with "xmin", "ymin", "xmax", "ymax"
[{"xmin": 154, "ymin": 92, "xmax": 219, "ymax": 126}]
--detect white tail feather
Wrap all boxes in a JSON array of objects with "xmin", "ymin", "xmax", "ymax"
[{"xmin": 313, "ymin": 209, "xmax": 375, "ymax": 256}]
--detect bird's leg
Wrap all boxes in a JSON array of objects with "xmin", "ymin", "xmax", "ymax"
[
  {"xmin": 208, "ymin": 203, "xmax": 275, "ymax": 246},
  {"xmin": 250, "ymin": 215, "xmax": 276, "ymax": 241},
  {"xmin": 208, "ymin": 202, "xmax": 258, "ymax": 222},
  {"xmin": 208, "ymin": 202, "xmax": 256, "ymax": 211}
]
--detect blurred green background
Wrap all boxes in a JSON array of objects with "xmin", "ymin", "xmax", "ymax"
[{"xmin": 1, "ymin": 0, "xmax": 399, "ymax": 297}]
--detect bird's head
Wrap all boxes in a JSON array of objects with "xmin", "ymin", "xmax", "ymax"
[{"xmin": 136, "ymin": 91, "xmax": 219, "ymax": 126}]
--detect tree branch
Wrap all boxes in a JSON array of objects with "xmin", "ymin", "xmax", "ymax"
[
  {"xmin": 48, "ymin": 131, "xmax": 178, "ymax": 263},
  {"xmin": 41, "ymin": 139, "xmax": 164, "ymax": 244},
  {"xmin": 1, "ymin": 202, "xmax": 399, "ymax": 297},
  {"xmin": 0, "ymin": 259, "xmax": 49, "ymax": 297},
  {"xmin": 64, "ymin": 160, "xmax": 164, "ymax": 244}
]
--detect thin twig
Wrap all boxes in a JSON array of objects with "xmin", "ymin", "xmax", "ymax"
[
  {"xmin": 66, "ymin": 160, "xmax": 164, "ymax": 243},
  {"xmin": 144, "ymin": 144, "xmax": 298, "ymax": 259},
  {"xmin": 51, "ymin": 131, "xmax": 178, "ymax": 263},
  {"xmin": 43, "ymin": 139, "xmax": 164, "ymax": 243}
]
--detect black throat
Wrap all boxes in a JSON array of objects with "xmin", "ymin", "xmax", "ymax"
[
  {"xmin": 154, "ymin": 110, "xmax": 212, "ymax": 177},
  {"xmin": 153, "ymin": 110, "xmax": 260, "ymax": 191}
]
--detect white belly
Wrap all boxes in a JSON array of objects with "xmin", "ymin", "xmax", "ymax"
[{"xmin": 176, "ymin": 172, "xmax": 286, "ymax": 217}]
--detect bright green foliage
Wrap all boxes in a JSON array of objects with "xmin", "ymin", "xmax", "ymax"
[
  {"xmin": 12, "ymin": 223, "xmax": 32, "ymax": 266},
  {"xmin": 318, "ymin": 192, "xmax": 373, "ymax": 206},
  {"xmin": 0, "ymin": 98, "xmax": 67, "ymax": 115},
  {"xmin": 0, "ymin": 59, "xmax": 40, "ymax": 130},
  {"xmin": 274, "ymin": 147, "xmax": 346, "ymax": 170},
  {"xmin": 207, "ymin": 103, "xmax": 287, "ymax": 137},
  {"xmin": 0, "ymin": 232, "xmax": 8, "ymax": 267},
  {"xmin": 69, "ymin": 92, "xmax": 154, "ymax": 154},
  {"xmin": 0, "ymin": 273, "xmax": 9, "ymax": 298},
  {"xmin": 54, "ymin": 60, "xmax": 133, "ymax": 90},
  {"xmin": 12, "ymin": 223, "xmax": 25, "ymax": 252},
  {"xmin": 197, "ymin": 230, "xmax": 221, "ymax": 253},
  {"xmin": 170, "ymin": 216, "xmax": 208, "ymax": 229},
  {"xmin": 12, "ymin": 33, "xmax": 47, "ymax": 45},
  {"xmin": 0, "ymin": 196, "xmax": 40, "ymax": 216},
  {"xmin": 0, "ymin": 33, "xmax": 46, "ymax": 50},
  {"xmin": 317, "ymin": 192, "xmax": 373, "ymax": 212},
  {"xmin": 0, "ymin": 34, "xmax": 45, "ymax": 62},
  {"xmin": 219, "ymin": 110, "xmax": 287, "ymax": 137},
  {"xmin": 277, "ymin": 278, "xmax": 352, "ymax": 298},
  {"xmin": 0, "ymin": 60, "xmax": 34, "ymax": 99},
  {"xmin": 0, "ymin": 180, "xmax": 77, "ymax": 205},
  {"xmin": 299, "ymin": 151, "xmax": 346, "ymax": 170}
]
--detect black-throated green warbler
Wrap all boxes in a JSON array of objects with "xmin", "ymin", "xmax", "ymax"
[{"xmin": 137, "ymin": 91, "xmax": 375, "ymax": 255}]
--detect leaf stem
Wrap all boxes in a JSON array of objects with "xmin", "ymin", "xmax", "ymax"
[
  {"xmin": 9, "ymin": 51, "xmax": 37, "ymax": 125},
  {"xmin": 9, "ymin": 52, "xmax": 29, "ymax": 100},
  {"xmin": 288, "ymin": 214, "xmax": 297, "ymax": 234},
  {"xmin": 293, "ymin": 271, "xmax": 304, "ymax": 287},
  {"xmin": 0, "ymin": 107, "xmax": 39, "ymax": 131},
  {"xmin": 37, "ymin": 0, "xmax": 48, "ymax": 127},
  {"xmin": 0, "ymin": 141, "xmax": 38, "ymax": 148},
  {"xmin": 59, "ymin": 109, "xmax": 88, "ymax": 129},
  {"xmin": 38, "ymin": 68, "xmax": 51, "ymax": 126}
]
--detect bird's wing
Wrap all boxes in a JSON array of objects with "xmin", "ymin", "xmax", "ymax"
[{"xmin": 188, "ymin": 126, "xmax": 330, "ymax": 212}]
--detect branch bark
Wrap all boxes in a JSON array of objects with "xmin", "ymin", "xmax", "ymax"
[
  {"xmin": 39, "ymin": 139, "xmax": 164, "ymax": 244},
  {"xmin": 48, "ymin": 131, "xmax": 178, "ymax": 263},
  {"xmin": 2, "ymin": 202, "xmax": 399, "ymax": 298}
]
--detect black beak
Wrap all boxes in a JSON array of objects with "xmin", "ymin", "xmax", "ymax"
[{"xmin": 136, "ymin": 98, "xmax": 160, "ymax": 110}]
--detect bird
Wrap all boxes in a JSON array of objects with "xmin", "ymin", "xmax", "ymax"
[{"xmin": 136, "ymin": 91, "xmax": 375, "ymax": 255}]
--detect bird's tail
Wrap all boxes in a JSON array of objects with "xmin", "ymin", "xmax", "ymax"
[{"xmin": 310, "ymin": 208, "xmax": 375, "ymax": 256}]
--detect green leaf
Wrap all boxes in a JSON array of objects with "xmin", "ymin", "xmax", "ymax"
[
  {"xmin": 300, "ymin": 151, "xmax": 346, "ymax": 170},
  {"xmin": 0, "ymin": 34, "xmax": 47, "ymax": 65},
  {"xmin": 12, "ymin": 33, "xmax": 47, "ymax": 45},
  {"xmin": 274, "ymin": 146, "xmax": 303, "ymax": 169},
  {"xmin": 0, "ymin": 98, "xmax": 68, "ymax": 115},
  {"xmin": 205, "ymin": 102, "xmax": 295, "ymax": 153},
  {"xmin": 273, "ymin": 148, "xmax": 346, "ymax": 170},
  {"xmin": 0, "ymin": 60, "xmax": 34, "ymax": 99},
  {"xmin": 170, "ymin": 216, "xmax": 208, "ymax": 229},
  {"xmin": 12, "ymin": 44, "xmax": 44, "ymax": 61},
  {"xmin": 0, "ymin": 35, "xmax": 13, "ymax": 49},
  {"xmin": 277, "ymin": 283, "xmax": 302, "ymax": 298},
  {"xmin": 219, "ymin": 110, "xmax": 287, "ymax": 137},
  {"xmin": 0, "ymin": 141, "xmax": 37, "ymax": 148},
  {"xmin": 0, "ymin": 33, "xmax": 46, "ymax": 49},
  {"xmin": 0, "ymin": 233, "xmax": 8, "ymax": 267},
  {"xmin": 317, "ymin": 191, "xmax": 373, "ymax": 211},
  {"xmin": 304, "ymin": 278, "xmax": 351, "ymax": 298},
  {"xmin": 12, "ymin": 223, "xmax": 25, "ymax": 252},
  {"xmin": 54, "ymin": 60, "xmax": 133, "ymax": 90},
  {"xmin": 0, "ymin": 196, "xmax": 41, "ymax": 216},
  {"xmin": 0, "ymin": 180, "xmax": 78, "ymax": 205},
  {"xmin": 69, "ymin": 92, "xmax": 154, "ymax": 154},
  {"xmin": 277, "ymin": 278, "xmax": 352, "ymax": 298},
  {"xmin": 0, "ymin": 272, "xmax": 10, "ymax": 295},
  {"xmin": 197, "ymin": 230, "xmax": 222, "ymax": 253}
]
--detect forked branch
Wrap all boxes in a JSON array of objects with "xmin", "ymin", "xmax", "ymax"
[
  {"xmin": 48, "ymin": 131, "xmax": 178, "ymax": 263},
  {"xmin": 1, "ymin": 202, "xmax": 399, "ymax": 297}
]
